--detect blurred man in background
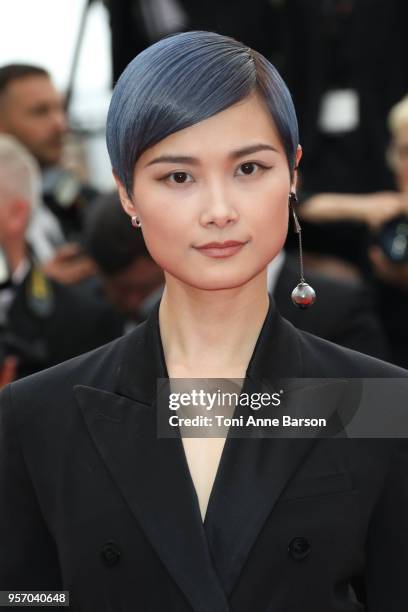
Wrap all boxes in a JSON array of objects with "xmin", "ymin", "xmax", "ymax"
[
  {"xmin": 84, "ymin": 192, "xmax": 164, "ymax": 328},
  {"xmin": 0, "ymin": 135, "xmax": 122, "ymax": 384},
  {"xmin": 0, "ymin": 64, "xmax": 65, "ymax": 168},
  {"xmin": 297, "ymin": 95, "xmax": 408, "ymax": 367},
  {"xmin": 0, "ymin": 64, "xmax": 97, "ymax": 284},
  {"xmin": 270, "ymin": 251, "xmax": 390, "ymax": 361}
]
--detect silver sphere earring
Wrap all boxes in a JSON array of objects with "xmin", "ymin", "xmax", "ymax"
[
  {"xmin": 131, "ymin": 215, "xmax": 142, "ymax": 228},
  {"xmin": 288, "ymin": 192, "xmax": 316, "ymax": 309}
]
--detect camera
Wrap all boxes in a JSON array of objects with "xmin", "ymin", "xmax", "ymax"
[{"xmin": 376, "ymin": 215, "xmax": 408, "ymax": 263}]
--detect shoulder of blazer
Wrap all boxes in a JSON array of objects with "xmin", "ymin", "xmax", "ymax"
[
  {"xmin": 295, "ymin": 321, "xmax": 408, "ymax": 378},
  {"xmin": 3, "ymin": 320, "xmax": 148, "ymax": 420}
]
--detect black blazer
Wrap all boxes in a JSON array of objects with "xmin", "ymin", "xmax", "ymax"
[{"xmin": 1, "ymin": 297, "xmax": 407, "ymax": 611}]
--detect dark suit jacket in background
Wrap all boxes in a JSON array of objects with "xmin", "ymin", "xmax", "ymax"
[
  {"xmin": 283, "ymin": 0, "xmax": 408, "ymax": 193},
  {"xmin": 1, "ymin": 263, "xmax": 123, "ymax": 378},
  {"xmin": 273, "ymin": 254, "xmax": 390, "ymax": 360},
  {"xmin": 1, "ymin": 297, "xmax": 407, "ymax": 611},
  {"xmin": 106, "ymin": 0, "xmax": 280, "ymax": 82}
]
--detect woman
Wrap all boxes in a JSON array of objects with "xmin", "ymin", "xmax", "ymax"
[{"xmin": 0, "ymin": 31, "xmax": 407, "ymax": 612}]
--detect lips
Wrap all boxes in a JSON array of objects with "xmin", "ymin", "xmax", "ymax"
[
  {"xmin": 194, "ymin": 240, "xmax": 247, "ymax": 259},
  {"xmin": 196, "ymin": 240, "xmax": 245, "ymax": 249}
]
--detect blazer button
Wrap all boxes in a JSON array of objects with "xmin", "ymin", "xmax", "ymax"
[
  {"xmin": 101, "ymin": 541, "xmax": 121, "ymax": 567},
  {"xmin": 288, "ymin": 537, "xmax": 311, "ymax": 561}
]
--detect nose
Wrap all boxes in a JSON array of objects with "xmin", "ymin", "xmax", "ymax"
[
  {"xmin": 53, "ymin": 108, "xmax": 68, "ymax": 134},
  {"xmin": 199, "ymin": 183, "xmax": 238, "ymax": 229}
]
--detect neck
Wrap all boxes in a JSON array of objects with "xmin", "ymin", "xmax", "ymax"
[{"xmin": 159, "ymin": 270, "xmax": 270, "ymax": 377}]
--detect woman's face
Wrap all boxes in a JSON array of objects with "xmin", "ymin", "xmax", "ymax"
[{"xmin": 117, "ymin": 93, "xmax": 301, "ymax": 291}]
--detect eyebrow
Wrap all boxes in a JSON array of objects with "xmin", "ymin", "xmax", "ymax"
[{"xmin": 144, "ymin": 143, "xmax": 279, "ymax": 167}]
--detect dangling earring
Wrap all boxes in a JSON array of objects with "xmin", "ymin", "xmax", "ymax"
[
  {"xmin": 131, "ymin": 215, "xmax": 142, "ymax": 228},
  {"xmin": 288, "ymin": 192, "xmax": 316, "ymax": 308}
]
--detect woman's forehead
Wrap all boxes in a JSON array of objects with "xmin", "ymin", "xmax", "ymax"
[{"xmin": 136, "ymin": 95, "xmax": 283, "ymax": 168}]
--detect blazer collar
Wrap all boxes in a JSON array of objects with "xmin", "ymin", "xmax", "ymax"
[
  {"xmin": 114, "ymin": 299, "xmax": 169, "ymax": 404},
  {"xmin": 75, "ymin": 296, "xmax": 345, "ymax": 608},
  {"xmin": 114, "ymin": 294, "xmax": 303, "ymax": 403}
]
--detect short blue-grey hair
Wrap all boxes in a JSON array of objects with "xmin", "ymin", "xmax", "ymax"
[{"xmin": 106, "ymin": 30, "xmax": 299, "ymax": 196}]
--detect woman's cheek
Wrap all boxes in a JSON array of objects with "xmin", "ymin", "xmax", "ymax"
[
  {"xmin": 260, "ymin": 194, "xmax": 289, "ymax": 228},
  {"xmin": 261, "ymin": 201, "xmax": 289, "ymax": 250}
]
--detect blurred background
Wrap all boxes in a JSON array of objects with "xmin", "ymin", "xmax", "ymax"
[
  {"xmin": 1, "ymin": 0, "xmax": 408, "ymax": 385},
  {"xmin": 0, "ymin": 0, "xmax": 113, "ymax": 191}
]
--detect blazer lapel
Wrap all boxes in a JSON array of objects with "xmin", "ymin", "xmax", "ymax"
[
  {"xmin": 74, "ymin": 309, "xmax": 229, "ymax": 612},
  {"xmin": 203, "ymin": 298, "xmax": 351, "ymax": 596}
]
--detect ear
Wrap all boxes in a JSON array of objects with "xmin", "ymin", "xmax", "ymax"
[
  {"xmin": 0, "ymin": 100, "xmax": 11, "ymax": 130},
  {"xmin": 112, "ymin": 171, "xmax": 138, "ymax": 218},
  {"xmin": 9, "ymin": 199, "xmax": 30, "ymax": 232},
  {"xmin": 291, "ymin": 145, "xmax": 303, "ymax": 193}
]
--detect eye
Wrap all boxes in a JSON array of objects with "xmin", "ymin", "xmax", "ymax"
[
  {"xmin": 236, "ymin": 162, "xmax": 270, "ymax": 176},
  {"xmin": 163, "ymin": 171, "xmax": 194, "ymax": 184},
  {"xmin": 31, "ymin": 105, "xmax": 50, "ymax": 117}
]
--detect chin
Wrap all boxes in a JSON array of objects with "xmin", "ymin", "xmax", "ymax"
[{"xmin": 179, "ymin": 269, "xmax": 262, "ymax": 292}]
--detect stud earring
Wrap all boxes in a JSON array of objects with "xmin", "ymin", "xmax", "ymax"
[
  {"xmin": 131, "ymin": 215, "xmax": 142, "ymax": 228},
  {"xmin": 288, "ymin": 193, "xmax": 316, "ymax": 309}
]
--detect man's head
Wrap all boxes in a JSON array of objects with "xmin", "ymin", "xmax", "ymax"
[
  {"xmin": 84, "ymin": 192, "xmax": 164, "ymax": 319},
  {"xmin": 0, "ymin": 134, "xmax": 40, "ymax": 246},
  {"xmin": 387, "ymin": 96, "xmax": 408, "ymax": 193},
  {"xmin": 0, "ymin": 64, "xmax": 67, "ymax": 168}
]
